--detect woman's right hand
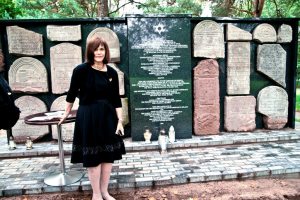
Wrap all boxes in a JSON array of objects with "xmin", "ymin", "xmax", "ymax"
[{"xmin": 58, "ymin": 113, "xmax": 69, "ymax": 125}]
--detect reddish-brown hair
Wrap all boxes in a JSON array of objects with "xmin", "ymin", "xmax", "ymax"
[{"xmin": 85, "ymin": 36, "xmax": 110, "ymax": 64}]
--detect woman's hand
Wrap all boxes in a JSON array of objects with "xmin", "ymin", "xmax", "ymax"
[
  {"xmin": 115, "ymin": 120, "xmax": 124, "ymax": 136},
  {"xmin": 58, "ymin": 112, "xmax": 69, "ymax": 125}
]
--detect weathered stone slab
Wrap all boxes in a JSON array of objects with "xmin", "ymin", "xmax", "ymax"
[
  {"xmin": 121, "ymin": 97, "xmax": 129, "ymax": 126},
  {"xmin": 50, "ymin": 43, "xmax": 82, "ymax": 94},
  {"xmin": 193, "ymin": 20, "xmax": 224, "ymax": 58},
  {"xmin": 47, "ymin": 25, "xmax": 81, "ymax": 41},
  {"xmin": 87, "ymin": 27, "xmax": 120, "ymax": 63},
  {"xmin": 277, "ymin": 24, "xmax": 292, "ymax": 43},
  {"xmin": 8, "ymin": 57, "xmax": 48, "ymax": 93},
  {"xmin": 253, "ymin": 23, "xmax": 277, "ymax": 43},
  {"xmin": 50, "ymin": 96, "xmax": 79, "ymax": 141},
  {"xmin": 0, "ymin": 49, "xmax": 4, "ymax": 69},
  {"xmin": 227, "ymin": 42, "xmax": 250, "ymax": 94},
  {"xmin": 193, "ymin": 59, "xmax": 220, "ymax": 135},
  {"xmin": 6, "ymin": 26, "xmax": 43, "ymax": 55},
  {"xmin": 257, "ymin": 44, "xmax": 286, "ymax": 87},
  {"xmin": 224, "ymin": 96, "xmax": 256, "ymax": 132},
  {"xmin": 257, "ymin": 86, "xmax": 288, "ymax": 129},
  {"xmin": 12, "ymin": 96, "xmax": 48, "ymax": 143},
  {"xmin": 226, "ymin": 24, "xmax": 252, "ymax": 41},
  {"xmin": 108, "ymin": 63, "xmax": 125, "ymax": 95}
]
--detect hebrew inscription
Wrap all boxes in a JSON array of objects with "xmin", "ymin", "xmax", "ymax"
[
  {"xmin": 253, "ymin": 23, "xmax": 277, "ymax": 43},
  {"xmin": 50, "ymin": 43, "xmax": 82, "ymax": 94},
  {"xmin": 227, "ymin": 42, "xmax": 250, "ymax": 94},
  {"xmin": 277, "ymin": 24, "xmax": 292, "ymax": 43},
  {"xmin": 224, "ymin": 96, "xmax": 256, "ymax": 132},
  {"xmin": 193, "ymin": 20, "xmax": 224, "ymax": 58},
  {"xmin": 193, "ymin": 59, "xmax": 220, "ymax": 135},
  {"xmin": 47, "ymin": 25, "xmax": 81, "ymax": 41},
  {"xmin": 6, "ymin": 26, "xmax": 43, "ymax": 55},
  {"xmin": 226, "ymin": 24, "xmax": 252, "ymax": 41},
  {"xmin": 257, "ymin": 86, "xmax": 288, "ymax": 129},
  {"xmin": 12, "ymin": 96, "xmax": 48, "ymax": 143},
  {"xmin": 9, "ymin": 57, "xmax": 48, "ymax": 93},
  {"xmin": 257, "ymin": 44, "xmax": 286, "ymax": 87},
  {"xmin": 51, "ymin": 95, "xmax": 79, "ymax": 141},
  {"xmin": 87, "ymin": 27, "xmax": 120, "ymax": 63}
]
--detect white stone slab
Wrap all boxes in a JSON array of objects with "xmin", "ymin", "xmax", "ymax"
[
  {"xmin": 226, "ymin": 24, "xmax": 252, "ymax": 41},
  {"xmin": 193, "ymin": 20, "xmax": 224, "ymax": 58},
  {"xmin": 9, "ymin": 57, "xmax": 48, "ymax": 93},
  {"xmin": 277, "ymin": 24, "xmax": 292, "ymax": 43},
  {"xmin": 253, "ymin": 23, "xmax": 277, "ymax": 43},
  {"xmin": 47, "ymin": 25, "xmax": 81, "ymax": 41}
]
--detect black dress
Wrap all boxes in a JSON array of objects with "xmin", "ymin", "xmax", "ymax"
[{"xmin": 66, "ymin": 63, "xmax": 125, "ymax": 167}]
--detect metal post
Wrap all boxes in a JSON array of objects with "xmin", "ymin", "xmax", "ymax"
[{"xmin": 57, "ymin": 124, "xmax": 66, "ymax": 174}]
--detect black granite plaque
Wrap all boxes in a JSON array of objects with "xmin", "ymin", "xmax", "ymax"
[{"xmin": 128, "ymin": 16, "xmax": 192, "ymax": 141}]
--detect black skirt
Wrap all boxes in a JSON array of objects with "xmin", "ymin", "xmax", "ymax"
[{"xmin": 71, "ymin": 100, "xmax": 126, "ymax": 167}]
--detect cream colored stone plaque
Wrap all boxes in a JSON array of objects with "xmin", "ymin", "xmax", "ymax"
[
  {"xmin": 50, "ymin": 95, "xmax": 79, "ymax": 141},
  {"xmin": 6, "ymin": 26, "xmax": 43, "ymax": 55},
  {"xmin": 253, "ymin": 23, "xmax": 277, "ymax": 43},
  {"xmin": 226, "ymin": 24, "xmax": 252, "ymax": 41},
  {"xmin": 47, "ymin": 25, "xmax": 81, "ymax": 41},
  {"xmin": 50, "ymin": 43, "xmax": 82, "ymax": 94},
  {"xmin": 193, "ymin": 20, "xmax": 224, "ymax": 58},
  {"xmin": 227, "ymin": 42, "xmax": 250, "ymax": 94},
  {"xmin": 12, "ymin": 96, "xmax": 48, "ymax": 143},
  {"xmin": 277, "ymin": 24, "xmax": 292, "ymax": 43},
  {"xmin": 9, "ymin": 57, "xmax": 48, "ymax": 93},
  {"xmin": 87, "ymin": 27, "xmax": 120, "ymax": 62},
  {"xmin": 108, "ymin": 63, "xmax": 125, "ymax": 95}
]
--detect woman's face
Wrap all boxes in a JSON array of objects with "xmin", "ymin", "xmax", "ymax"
[{"xmin": 94, "ymin": 44, "xmax": 106, "ymax": 63}]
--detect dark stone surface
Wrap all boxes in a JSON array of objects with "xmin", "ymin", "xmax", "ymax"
[{"xmin": 128, "ymin": 16, "xmax": 192, "ymax": 141}]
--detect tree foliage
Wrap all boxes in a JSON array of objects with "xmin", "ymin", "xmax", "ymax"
[{"xmin": 0, "ymin": 0, "xmax": 22, "ymax": 19}]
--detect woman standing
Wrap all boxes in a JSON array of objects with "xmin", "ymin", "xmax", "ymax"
[{"xmin": 59, "ymin": 36, "xmax": 125, "ymax": 200}]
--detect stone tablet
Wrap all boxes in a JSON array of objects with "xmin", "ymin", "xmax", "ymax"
[
  {"xmin": 193, "ymin": 59, "xmax": 220, "ymax": 135},
  {"xmin": 277, "ymin": 24, "xmax": 292, "ymax": 43},
  {"xmin": 50, "ymin": 43, "xmax": 82, "ymax": 94},
  {"xmin": 0, "ymin": 49, "xmax": 4, "ymax": 69},
  {"xmin": 253, "ymin": 23, "xmax": 277, "ymax": 43},
  {"xmin": 193, "ymin": 20, "xmax": 224, "ymax": 58},
  {"xmin": 12, "ymin": 96, "xmax": 48, "ymax": 143},
  {"xmin": 227, "ymin": 42, "xmax": 250, "ymax": 94},
  {"xmin": 87, "ymin": 27, "xmax": 120, "ymax": 63},
  {"xmin": 6, "ymin": 26, "xmax": 43, "ymax": 55},
  {"xmin": 226, "ymin": 24, "xmax": 252, "ymax": 41},
  {"xmin": 257, "ymin": 44, "xmax": 286, "ymax": 87},
  {"xmin": 47, "ymin": 25, "xmax": 81, "ymax": 41},
  {"xmin": 108, "ymin": 63, "xmax": 125, "ymax": 95},
  {"xmin": 257, "ymin": 86, "xmax": 288, "ymax": 129},
  {"xmin": 224, "ymin": 96, "xmax": 256, "ymax": 132},
  {"xmin": 50, "ymin": 95, "xmax": 79, "ymax": 141},
  {"xmin": 121, "ymin": 97, "xmax": 129, "ymax": 126},
  {"xmin": 9, "ymin": 57, "xmax": 48, "ymax": 93}
]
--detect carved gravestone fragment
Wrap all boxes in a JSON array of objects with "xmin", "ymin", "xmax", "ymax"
[
  {"xmin": 193, "ymin": 20, "xmax": 224, "ymax": 58},
  {"xmin": 50, "ymin": 43, "xmax": 82, "ymax": 94},
  {"xmin": 226, "ymin": 24, "xmax": 252, "ymax": 41},
  {"xmin": 51, "ymin": 95, "xmax": 79, "ymax": 141},
  {"xmin": 87, "ymin": 27, "xmax": 120, "ymax": 63},
  {"xmin": 257, "ymin": 44, "xmax": 286, "ymax": 87},
  {"xmin": 9, "ymin": 57, "xmax": 48, "ymax": 93},
  {"xmin": 0, "ymin": 49, "xmax": 4, "ymax": 69},
  {"xmin": 6, "ymin": 26, "xmax": 43, "ymax": 55},
  {"xmin": 224, "ymin": 96, "xmax": 256, "ymax": 132},
  {"xmin": 12, "ymin": 96, "xmax": 48, "ymax": 143},
  {"xmin": 47, "ymin": 25, "xmax": 81, "ymax": 41},
  {"xmin": 121, "ymin": 98, "xmax": 129, "ymax": 126},
  {"xmin": 193, "ymin": 59, "xmax": 220, "ymax": 135},
  {"xmin": 227, "ymin": 42, "xmax": 250, "ymax": 94},
  {"xmin": 277, "ymin": 24, "xmax": 292, "ymax": 43},
  {"xmin": 257, "ymin": 86, "xmax": 288, "ymax": 129},
  {"xmin": 108, "ymin": 63, "xmax": 125, "ymax": 95},
  {"xmin": 253, "ymin": 23, "xmax": 277, "ymax": 43}
]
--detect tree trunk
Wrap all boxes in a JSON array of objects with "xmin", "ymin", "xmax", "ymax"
[
  {"xmin": 97, "ymin": 0, "xmax": 108, "ymax": 17},
  {"xmin": 253, "ymin": 0, "xmax": 265, "ymax": 17}
]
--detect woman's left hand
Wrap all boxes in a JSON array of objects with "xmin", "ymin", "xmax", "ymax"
[{"xmin": 115, "ymin": 121, "xmax": 124, "ymax": 136}]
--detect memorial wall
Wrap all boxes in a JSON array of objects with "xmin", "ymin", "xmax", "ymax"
[{"xmin": 0, "ymin": 16, "xmax": 298, "ymax": 142}]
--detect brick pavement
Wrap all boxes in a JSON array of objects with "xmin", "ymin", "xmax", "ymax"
[{"xmin": 0, "ymin": 128, "xmax": 300, "ymax": 197}]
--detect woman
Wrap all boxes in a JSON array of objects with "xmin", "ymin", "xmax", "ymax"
[{"xmin": 59, "ymin": 36, "xmax": 125, "ymax": 200}]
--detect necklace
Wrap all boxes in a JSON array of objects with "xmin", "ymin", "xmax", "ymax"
[{"xmin": 92, "ymin": 64, "xmax": 106, "ymax": 71}]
